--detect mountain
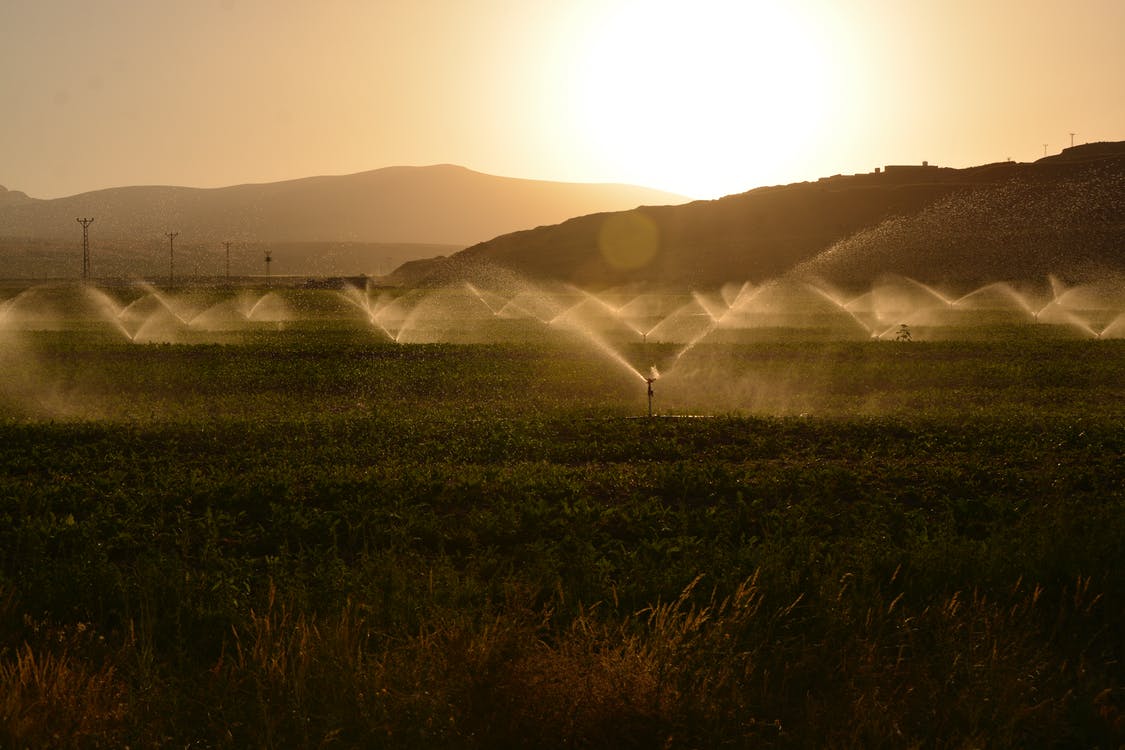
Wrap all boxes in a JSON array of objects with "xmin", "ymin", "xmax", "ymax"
[
  {"xmin": 0, "ymin": 166, "xmax": 686, "ymax": 278},
  {"xmin": 0, "ymin": 186, "xmax": 31, "ymax": 207},
  {"xmin": 393, "ymin": 142, "xmax": 1125, "ymax": 289}
]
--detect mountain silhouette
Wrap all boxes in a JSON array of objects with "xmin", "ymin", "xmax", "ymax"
[
  {"xmin": 0, "ymin": 166, "xmax": 686, "ymax": 278},
  {"xmin": 393, "ymin": 142, "xmax": 1125, "ymax": 289}
]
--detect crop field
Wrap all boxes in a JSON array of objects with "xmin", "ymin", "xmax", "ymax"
[{"xmin": 1, "ymin": 283, "xmax": 1124, "ymax": 748}]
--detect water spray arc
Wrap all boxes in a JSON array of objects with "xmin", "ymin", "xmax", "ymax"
[{"xmin": 2, "ymin": 276, "xmax": 1124, "ymax": 416}]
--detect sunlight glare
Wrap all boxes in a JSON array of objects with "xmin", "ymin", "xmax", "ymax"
[{"xmin": 570, "ymin": 0, "xmax": 837, "ymax": 198}]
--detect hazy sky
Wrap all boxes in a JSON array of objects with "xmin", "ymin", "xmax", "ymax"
[{"xmin": 3, "ymin": 0, "xmax": 1123, "ymax": 201}]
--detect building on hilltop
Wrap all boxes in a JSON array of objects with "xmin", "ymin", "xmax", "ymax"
[
  {"xmin": 817, "ymin": 161, "xmax": 944, "ymax": 186},
  {"xmin": 882, "ymin": 161, "xmax": 937, "ymax": 176}
]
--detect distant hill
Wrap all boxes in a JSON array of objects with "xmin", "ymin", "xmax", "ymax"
[
  {"xmin": 0, "ymin": 166, "xmax": 685, "ymax": 278},
  {"xmin": 393, "ymin": 143, "xmax": 1125, "ymax": 289},
  {"xmin": 793, "ymin": 158, "xmax": 1123, "ymax": 288}
]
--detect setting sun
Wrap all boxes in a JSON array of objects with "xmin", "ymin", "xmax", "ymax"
[{"xmin": 568, "ymin": 0, "xmax": 839, "ymax": 198}]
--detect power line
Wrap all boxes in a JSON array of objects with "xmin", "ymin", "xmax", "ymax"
[
  {"xmin": 76, "ymin": 217, "xmax": 94, "ymax": 283},
  {"xmin": 166, "ymin": 232, "xmax": 179, "ymax": 286}
]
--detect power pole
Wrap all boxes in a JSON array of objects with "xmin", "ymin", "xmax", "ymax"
[
  {"xmin": 1069, "ymin": 132, "xmax": 1076, "ymax": 148},
  {"xmin": 166, "ymin": 232, "xmax": 179, "ymax": 287},
  {"xmin": 264, "ymin": 250, "xmax": 272, "ymax": 285},
  {"xmin": 1043, "ymin": 143, "xmax": 1048, "ymax": 157},
  {"xmin": 223, "ymin": 241, "xmax": 232, "ymax": 281},
  {"xmin": 76, "ymin": 217, "xmax": 94, "ymax": 283}
]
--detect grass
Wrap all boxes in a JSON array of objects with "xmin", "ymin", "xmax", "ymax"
[{"xmin": 0, "ymin": 329, "xmax": 1122, "ymax": 747}]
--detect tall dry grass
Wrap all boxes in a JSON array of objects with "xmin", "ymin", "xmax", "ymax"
[
  {"xmin": 0, "ymin": 643, "xmax": 127, "ymax": 748},
  {"xmin": 1, "ymin": 571, "xmax": 1121, "ymax": 747}
]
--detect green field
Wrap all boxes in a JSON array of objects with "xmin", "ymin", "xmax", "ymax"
[{"xmin": 1, "ymin": 320, "xmax": 1123, "ymax": 747}]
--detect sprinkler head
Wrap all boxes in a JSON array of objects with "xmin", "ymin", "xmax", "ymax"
[{"xmin": 644, "ymin": 370, "xmax": 657, "ymax": 417}]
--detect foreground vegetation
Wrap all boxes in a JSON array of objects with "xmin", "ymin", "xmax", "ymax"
[{"xmin": 1, "ymin": 332, "xmax": 1123, "ymax": 747}]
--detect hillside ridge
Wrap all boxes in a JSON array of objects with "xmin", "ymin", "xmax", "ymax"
[{"xmin": 392, "ymin": 142, "xmax": 1125, "ymax": 288}]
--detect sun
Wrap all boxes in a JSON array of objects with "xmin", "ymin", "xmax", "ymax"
[{"xmin": 568, "ymin": 0, "xmax": 838, "ymax": 199}]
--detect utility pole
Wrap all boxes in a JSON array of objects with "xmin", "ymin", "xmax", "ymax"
[
  {"xmin": 166, "ymin": 232, "xmax": 179, "ymax": 287},
  {"xmin": 1043, "ymin": 143, "xmax": 1048, "ymax": 157},
  {"xmin": 76, "ymin": 217, "xmax": 94, "ymax": 283},
  {"xmin": 223, "ymin": 241, "xmax": 232, "ymax": 281},
  {"xmin": 264, "ymin": 250, "xmax": 272, "ymax": 285},
  {"xmin": 1070, "ymin": 132, "xmax": 1076, "ymax": 148}
]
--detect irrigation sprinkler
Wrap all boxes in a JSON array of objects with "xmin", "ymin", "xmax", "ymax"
[
  {"xmin": 642, "ymin": 331, "xmax": 654, "ymax": 416},
  {"xmin": 644, "ymin": 364, "xmax": 662, "ymax": 417}
]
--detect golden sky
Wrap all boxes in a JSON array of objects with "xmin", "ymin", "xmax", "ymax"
[{"xmin": 2, "ymin": 0, "xmax": 1123, "ymax": 200}]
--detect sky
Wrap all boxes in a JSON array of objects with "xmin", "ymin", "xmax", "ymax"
[{"xmin": 2, "ymin": 0, "xmax": 1123, "ymax": 201}]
